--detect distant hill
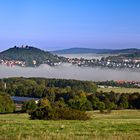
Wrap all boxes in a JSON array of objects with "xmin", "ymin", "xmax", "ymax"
[
  {"xmin": 0, "ymin": 46, "xmax": 66, "ymax": 67},
  {"xmin": 52, "ymin": 48, "xmax": 140, "ymax": 54},
  {"xmin": 52, "ymin": 48, "xmax": 112, "ymax": 54}
]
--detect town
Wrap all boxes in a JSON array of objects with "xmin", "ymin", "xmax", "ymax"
[
  {"xmin": 67, "ymin": 56, "xmax": 140, "ymax": 70},
  {"xmin": 1, "ymin": 54, "xmax": 140, "ymax": 70}
]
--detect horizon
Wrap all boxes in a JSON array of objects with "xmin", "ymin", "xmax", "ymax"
[
  {"xmin": 0, "ymin": 45, "xmax": 140, "ymax": 52},
  {"xmin": 0, "ymin": 0, "xmax": 140, "ymax": 51}
]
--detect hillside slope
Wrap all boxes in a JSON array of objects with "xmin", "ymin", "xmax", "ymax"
[{"xmin": 0, "ymin": 46, "xmax": 66, "ymax": 67}]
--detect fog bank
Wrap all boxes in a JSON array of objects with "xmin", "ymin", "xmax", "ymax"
[
  {"xmin": 0, "ymin": 64, "xmax": 140, "ymax": 81},
  {"xmin": 57, "ymin": 53, "xmax": 119, "ymax": 60}
]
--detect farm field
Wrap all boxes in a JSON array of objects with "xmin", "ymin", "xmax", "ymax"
[
  {"xmin": 97, "ymin": 87, "xmax": 140, "ymax": 93},
  {"xmin": 0, "ymin": 110, "xmax": 140, "ymax": 140}
]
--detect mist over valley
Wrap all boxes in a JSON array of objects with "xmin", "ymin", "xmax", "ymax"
[
  {"xmin": 0, "ymin": 63, "xmax": 140, "ymax": 81},
  {"xmin": 57, "ymin": 53, "xmax": 118, "ymax": 60}
]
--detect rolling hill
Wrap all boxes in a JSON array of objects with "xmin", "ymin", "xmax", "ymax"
[{"xmin": 0, "ymin": 46, "xmax": 66, "ymax": 67}]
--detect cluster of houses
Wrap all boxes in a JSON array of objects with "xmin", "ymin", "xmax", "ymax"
[
  {"xmin": 0, "ymin": 59, "xmax": 63, "ymax": 67},
  {"xmin": 102, "ymin": 59, "xmax": 140, "ymax": 69},
  {"xmin": 116, "ymin": 80, "xmax": 140, "ymax": 87},
  {"xmin": 0, "ymin": 60, "xmax": 26, "ymax": 67},
  {"xmin": 123, "ymin": 59, "xmax": 140, "ymax": 63},
  {"xmin": 66, "ymin": 57, "xmax": 140, "ymax": 70}
]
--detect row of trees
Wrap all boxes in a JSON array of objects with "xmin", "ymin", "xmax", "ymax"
[
  {"xmin": 22, "ymin": 90, "xmax": 140, "ymax": 115},
  {"xmin": 1, "ymin": 87, "xmax": 139, "ymax": 116},
  {"xmin": 0, "ymin": 77, "xmax": 97, "ymax": 98}
]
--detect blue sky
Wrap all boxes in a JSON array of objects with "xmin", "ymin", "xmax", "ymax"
[{"xmin": 0, "ymin": 0, "xmax": 140, "ymax": 51}]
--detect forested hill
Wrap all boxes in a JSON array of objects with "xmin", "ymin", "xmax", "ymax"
[{"xmin": 0, "ymin": 46, "xmax": 67, "ymax": 67}]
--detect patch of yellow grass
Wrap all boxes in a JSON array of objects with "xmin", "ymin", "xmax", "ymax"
[{"xmin": 97, "ymin": 87, "xmax": 140, "ymax": 93}]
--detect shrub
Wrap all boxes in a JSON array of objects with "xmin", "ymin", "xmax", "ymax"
[
  {"xmin": 29, "ymin": 106, "xmax": 90, "ymax": 120},
  {"xmin": 53, "ymin": 99, "xmax": 68, "ymax": 109},
  {"xmin": 22, "ymin": 100, "xmax": 37, "ymax": 112},
  {"xmin": 97, "ymin": 101, "xmax": 105, "ymax": 113},
  {"xmin": 29, "ymin": 106, "xmax": 54, "ymax": 120},
  {"xmin": 54, "ymin": 107, "xmax": 90, "ymax": 120},
  {"xmin": 80, "ymin": 100, "xmax": 93, "ymax": 111},
  {"xmin": 38, "ymin": 98, "xmax": 51, "ymax": 109},
  {"xmin": 0, "ymin": 92, "xmax": 15, "ymax": 113}
]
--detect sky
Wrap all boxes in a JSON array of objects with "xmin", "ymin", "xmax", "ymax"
[{"xmin": 0, "ymin": 0, "xmax": 140, "ymax": 51}]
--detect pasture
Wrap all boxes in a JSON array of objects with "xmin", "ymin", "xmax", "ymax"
[
  {"xmin": 97, "ymin": 87, "xmax": 140, "ymax": 93},
  {"xmin": 0, "ymin": 110, "xmax": 140, "ymax": 140}
]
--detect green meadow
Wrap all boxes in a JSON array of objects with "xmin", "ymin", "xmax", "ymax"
[
  {"xmin": 97, "ymin": 87, "xmax": 140, "ymax": 93},
  {"xmin": 0, "ymin": 110, "xmax": 140, "ymax": 140}
]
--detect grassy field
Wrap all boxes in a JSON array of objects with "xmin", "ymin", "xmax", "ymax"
[
  {"xmin": 0, "ymin": 110, "xmax": 140, "ymax": 140},
  {"xmin": 97, "ymin": 87, "xmax": 140, "ymax": 93}
]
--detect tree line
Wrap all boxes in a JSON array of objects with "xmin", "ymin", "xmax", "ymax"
[
  {"xmin": 0, "ymin": 77, "xmax": 140, "ymax": 116},
  {"xmin": 0, "ymin": 77, "xmax": 97, "ymax": 98}
]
